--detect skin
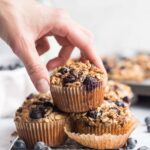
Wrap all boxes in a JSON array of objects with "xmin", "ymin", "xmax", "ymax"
[{"xmin": 0, "ymin": 0, "xmax": 105, "ymax": 93}]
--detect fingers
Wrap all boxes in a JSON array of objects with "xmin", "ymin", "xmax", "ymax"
[
  {"xmin": 47, "ymin": 45, "xmax": 74, "ymax": 70},
  {"xmin": 36, "ymin": 37, "xmax": 50, "ymax": 55},
  {"xmin": 12, "ymin": 39, "xmax": 50, "ymax": 93}
]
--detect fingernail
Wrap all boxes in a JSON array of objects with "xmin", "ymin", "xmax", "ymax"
[{"xmin": 36, "ymin": 79, "xmax": 50, "ymax": 93}]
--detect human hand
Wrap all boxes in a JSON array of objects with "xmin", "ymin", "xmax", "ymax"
[{"xmin": 0, "ymin": 0, "xmax": 105, "ymax": 93}]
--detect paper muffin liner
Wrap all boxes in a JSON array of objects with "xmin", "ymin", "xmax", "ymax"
[
  {"xmin": 15, "ymin": 119, "xmax": 69, "ymax": 149},
  {"xmin": 65, "ymin": 117, "xmax": 138, "ymax": 149},
  {"xmin": 73, "ymin": 117, "xmax": 137, "ymax": 135},
  {"xmin": 50, "ymin": 82, "xmax": 105, "ymax": 113}
]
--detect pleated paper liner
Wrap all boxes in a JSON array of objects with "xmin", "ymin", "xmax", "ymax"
[
  {"xmin": 65, "ymin": 117, "xmax": 139, "ymax": 149},
  {"xmin": 73, "ymin": 117, "xmax": 137, "ymax": 135},
  {"xmin": 15, "ymin": 119, "xmax": 69, "ymax": 149},
  {"xmin": 50, "ymin": 82, "xmax": 105, "ymax": 113}
]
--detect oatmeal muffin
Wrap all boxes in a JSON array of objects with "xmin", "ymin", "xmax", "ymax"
[
  {"xmin": 14, "ymin": 93, "xmax": 70, "ymax": 148},
  {"xmin": 50, "ymin": 60, "xmax": 107, "ymax": 113},
  {"xmin": 109, "ymin": 60, "xmax": 144, "ymax": 82},
  {"xmin": 102, "ymin": 56, "xmax": 118, "ymax": 73},
  {"xmin": 131, "ymin": 53, "xmax": 150, "ymax": 78},
  {"xmin": 71, "ymin": 100, "xmax": 136, "ymax": 135},
  {"xmin": 104, "ymin": 80, "xmax": 133, "ymax": 105}
]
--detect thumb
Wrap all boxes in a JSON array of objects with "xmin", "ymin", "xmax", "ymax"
[{"xmin": 13, "ymin": 41, "xmax": 50, "ymax": 93}]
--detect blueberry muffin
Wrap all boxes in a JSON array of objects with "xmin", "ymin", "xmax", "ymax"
[
  {"xmin": 131, "ymin": 53, "xmax": 150, "ymax": 78},
  {"xmin": 50, "ymin": 60, "xmax": 107, "ymax": 113},
  {"xmin": 104, "ymin": 80, "xmax": 133, "ymax": 105},
  {"xmin": 71, "ymin": 100, "xmax": 136, "ymax": 135},
  {"xmin": 14, "ymin": 93, "xmax": 70, "ymax": 148},
  {"xmin": 109, "ymin": 60, "xmax": 144, "ymax": 82},
  {"xmin": 102, "ymin": 56, "xmax": 118, "ymax": 74}
]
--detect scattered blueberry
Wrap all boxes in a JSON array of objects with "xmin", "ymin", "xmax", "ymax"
[
  {"xmin": 86, "ymin": 110, "xmax": 101, "ymax": 119},
  {"xmin": 63, "ymin": 75, "xmax": 76, "ymax": 85},
  {"xmin": 137, "ymin": 146, "xmax": 150, "ymax": 150},
  {"xmin": 58, "ymin": 67, "xmax": 69, "ymax": 75},
  {"xmin": 122, "ymin": 96, "xmax": 129, "ymax": 103},
  {"xmin": 147, "ymin": 125, "xmax": 150, "ymax": 133},
  {"xmin": 83, "ymin": 76, "xmax": 99, "ymax": 91},
  {"xmin": 145, "ymin": 117, "xmax": 150, "ymax": 126},
  {"xmin": 120, "ymin": 66, "xmax": 126, "ymax": 70},
  {"xmin": 34, "ymin": 141, "xmax": 46, "ymax": 150},
  {"xmin": 34, "ymin": 142, "xmax": 52, "ymax": 150},
  {"xmin": 115, "ymin": 101, "xmax": 125, "ymax": 107},
  {"xmin": 125, "ymin": 138, "xmax": 137, "ymax": 149},
  {"xmin": 13, "ymin": 139, "xmax": 26, "ymax": 149},
  {"xmin": 29, "ymin": 107, "xmax": 44, "ymax": 119}
]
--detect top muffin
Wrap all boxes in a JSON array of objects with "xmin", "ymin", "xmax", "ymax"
[{"xmin": 50, "ymin": 60, "xmax": 106, "ymax": 90}]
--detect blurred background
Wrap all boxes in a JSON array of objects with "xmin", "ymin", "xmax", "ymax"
[{"xmin": 0, "ymin": 0, "xmax": 150, "ymax": 149}]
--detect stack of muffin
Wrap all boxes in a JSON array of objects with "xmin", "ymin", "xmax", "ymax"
[{"xmin": 14, "ymin": 60, "xmax": 138, "ymax": 149}]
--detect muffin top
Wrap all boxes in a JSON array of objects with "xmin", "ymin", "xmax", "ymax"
[
  {"xmin": 109, "ymin": 60, "xmax": 144, "ymax": 81},
  {"xmin": 50, "ymin": 60, "xmax": 106, "ymax": 90},
  {"xmin": 15, "ymin": 93, "xmax": 68, "ymax": 123},
  {"xmin": 132, "ymin": 53, "xmax": 150, "ymax": 71},
  {"xmin": 71, "ymin": 100, "xmax": 131, "ymax": 127},
  {"xmin": 104, "ymin": 80, "xmax": 133, "ymax": 104}
]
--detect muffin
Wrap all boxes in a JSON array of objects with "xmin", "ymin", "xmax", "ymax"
[
  {"xmin": 50, "ymin": 60, "xmax": 107, "ymax": 113},
  {"xmin": 14, "ymin": 93, "xmax": 70, "ymax": 148},
  {"xmin": 102, "ymin": 56, "xmax": 118, "ymax": 74},
  {"xmin": 104, "ymin": 80, "xmax": 133, "ymax": 105},
  {"xmin": 131, "ymin": 53, "xmax": 150, "ymax": 78},
  {"xmin": 109, "ymin": 60, "xmax": 144, "ymax": 82},
  {"xmin": 71, "ymin": 100, "xmax": 136, "ymax": 135}
]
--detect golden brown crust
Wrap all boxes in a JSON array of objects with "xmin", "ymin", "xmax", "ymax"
[
  {"xmin": 50, "ymin": 60, "xmax": 106, "ymax": 87},
  {"xmin": 104, "ymin": 80, "xmax": 133, "ymax": 103},
  {"xmin": 15, "ymin": 93, "xmax": 68, "ymax": 123}
]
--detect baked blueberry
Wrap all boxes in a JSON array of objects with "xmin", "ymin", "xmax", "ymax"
[
  {"xmin": 26, "ymin": 93, "xmax": 34, "ymax": 100},
  {"xmin": 137, "ymin": 146, "xmax": 150, "ymax": 150},
  {"xmin": 122, "ymin": 96, "xmax": 129, "ymax": 103},
  {"xmin": 43, "ymin": 101, "xmax": 53, "ymax": 108},
  {"xmin": 83, "ymin": 76, "xmax": 99, "ymax": 91},
  {"xmin": 145, "ymin": 117, "xmax": 150, "ymax": 126},
  {"xmin": 115, "ymin": 101, "xmax": 125, "ymax": 107},
  {"xmin": 103, "ymin": 60, "xmax": 112, "ymax": 73},
  {"xmin": 13, "ymin": 139, "xmax": 26, "ymax": 149},
  {"xmin": 125, "ymin": 138, "xmax": 137, "ymax": 149},
  {"xmin": 86, "ymin": 110, "xmax": 101, "ymax": 119},
  {"xmin": 63, "ymin": 75, "xmax": 76, "ymax": 85},
  {"xmin": 58, "ymin": 67, "xmax": 69, "ymax": 75},
  {"xmin": 29, "ymin": 107, "xmax": 43, "ymax": 119}
]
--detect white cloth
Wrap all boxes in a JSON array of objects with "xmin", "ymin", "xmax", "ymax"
[{"xmin": 0, "ymin": 55, "xmax": 36, "ymax": 118}]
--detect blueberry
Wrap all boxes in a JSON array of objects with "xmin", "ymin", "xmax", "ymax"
[
  {"xmin": 147, "ymin": 125, "xmax": 150, "ymax": 133},
  {"xmin": 13, "ymin": 139, "xmax": 26, "ymax": 149},
  {"xmin": 26, "ymin": 93, "xmax": 34, "ymax": 100},
  {"xmin": 83, "ymin": 76, "xmax": 99, "ymax": 91},
  {"xmin": 34, "ymin": 141, "xmax": 46, "ymax": 150},
  {"xmin": 43, "ymin": 101, "xmax": 53, "ymax": 108},
  {"xmin": 63, "ymin": 75, "xmax": 76, "ymax": 85},
  {"xmin": 115, "ymin": 101, "xmax": 125, "ymax": 107},
  {"xmin": 29, "ymin": 107, "xmax": 43, "ymax": 119},
  {"xmin": 0, "ymin": 65, "xmax": 4, "ymax": 70},
  {"xmin": 86, "ymin": 110, "xmax": 101, "ymax": 119},
  {"xmin": 145, "ymin": 117, "xmax": 150, "ymax": 126},
  {"xmin": 125, "ymin": 138, "xmax": 137, "ymax": 149},
  {"xmin": 120, "ymin": 66, "xmax": 126, "ymax": 70},
  {"xmin": 122, "ymin": 96, "xmax": 129, "ymax": 103},
  {"xmin": 137, "ymin": 146, "xmax": 150, "ymax": 150},
  {"xmin": 8, "ymin": 65, "xmax": 15, "ymax": 70},
  {"xmin": 58, "ymin": 67, "xmax": 69, "ymax": 75}
]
